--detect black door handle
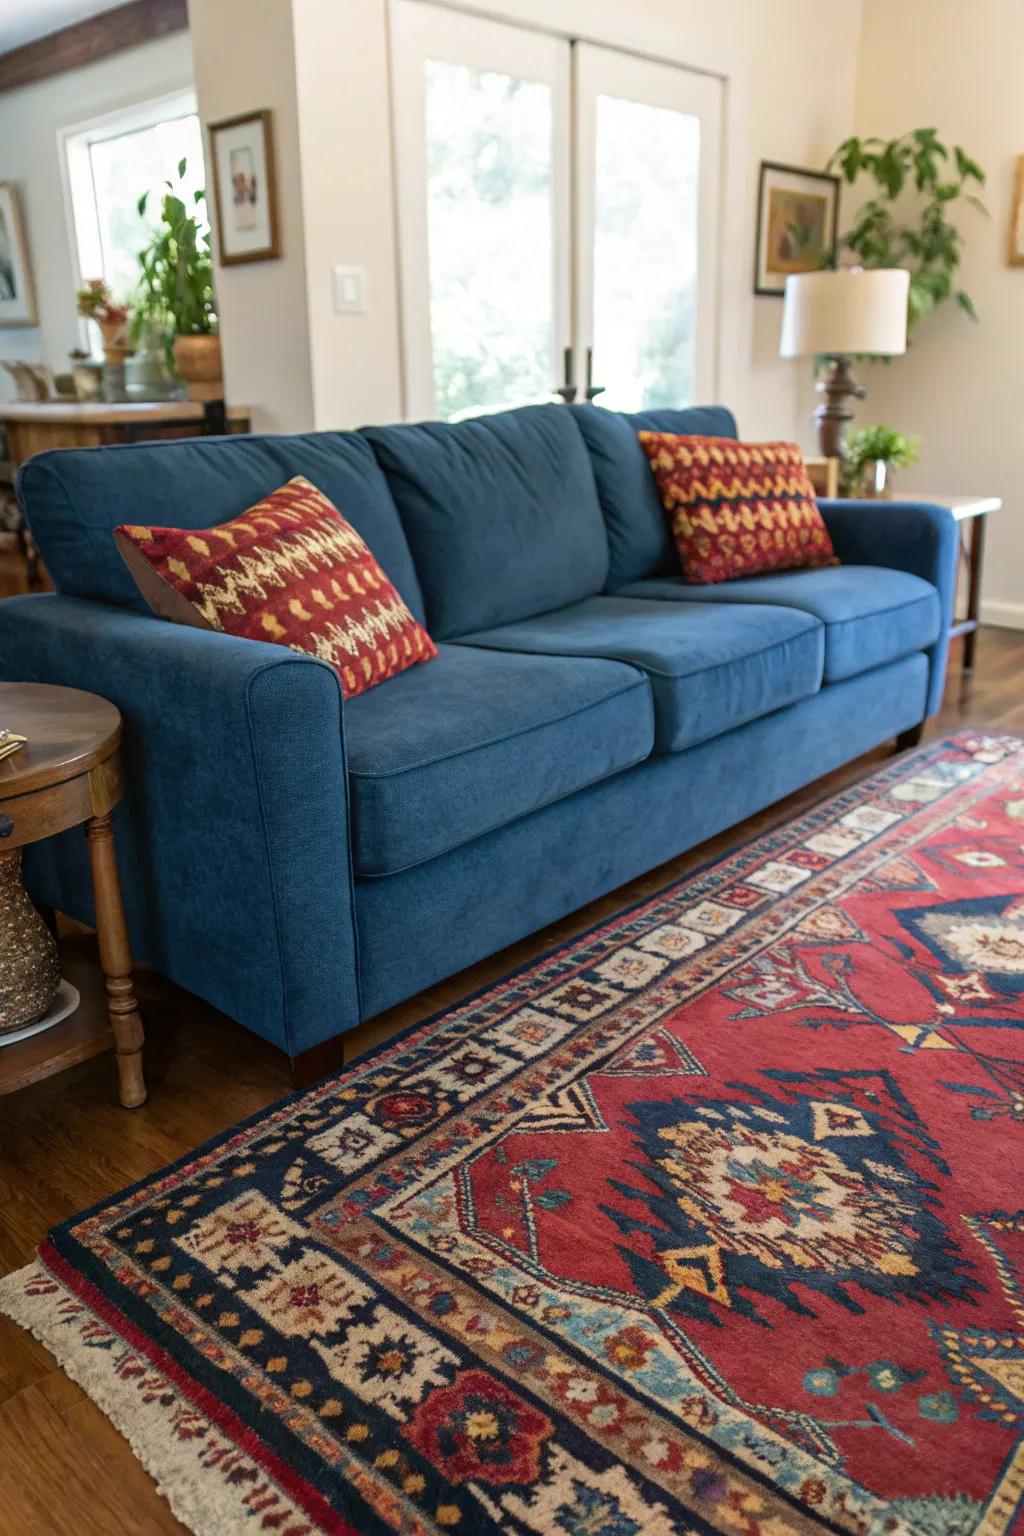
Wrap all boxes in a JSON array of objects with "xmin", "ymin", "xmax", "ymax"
[
  {"xmin": 554, "ymin": 345, "xmax": 577, "ymax": 403},
  {"xmin": 584, "ymin": 346, "xmax": 605, "ymax": 401},
  {"xmin": 0, "ymin": 812, "xmax": 13, "ymax": 838}
]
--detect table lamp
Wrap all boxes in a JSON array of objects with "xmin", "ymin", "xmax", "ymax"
[{"xmin": 779, "ymin": 267, "xmax": 909, "ymax": 458}]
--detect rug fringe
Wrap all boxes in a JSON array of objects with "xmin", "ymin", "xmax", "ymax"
[{"xmin": 0, "ymin": 1261, "xmax": 314, "ymax": 1536}]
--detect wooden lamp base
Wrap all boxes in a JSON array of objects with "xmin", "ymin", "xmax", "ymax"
[{"xmin": 813, "ymin": 355, "xmax": 867, "ymax": 460}]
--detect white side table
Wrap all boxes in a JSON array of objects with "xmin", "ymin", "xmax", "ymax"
[{"xmin": 904, "ymin": 494, "xmax": 1002, "ymax": 675}]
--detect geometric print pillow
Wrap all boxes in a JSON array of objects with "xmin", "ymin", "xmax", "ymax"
[
  {"xmin": 115, "ymin": 476, "xmax": 437, "ymax": 699},
  {"xmin": 638, "ymin": 432, "xmax": 838, "ymax": 585}
]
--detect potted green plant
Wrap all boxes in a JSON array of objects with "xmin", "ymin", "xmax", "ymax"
[
  {"xmin": 827, "ymin": 128, "xmax": 986, "ymax": 332},
  {"xmin": 136, "ymin": 158, "xmax": 220, "ymax": 399},
  {"xmin": 840, "ymin": 425, "xmax": 920, "ymax": 497}
]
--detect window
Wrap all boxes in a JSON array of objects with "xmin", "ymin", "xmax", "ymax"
[
  {"xmin": 423, "ymin": 60, "xmax": 556, "ymax": 421},
  {"xmin": 64, "ymin": 91, "xmax": 208, "ymax": 303}
]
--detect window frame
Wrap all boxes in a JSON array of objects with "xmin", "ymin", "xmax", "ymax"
[{"xmin": 59, "ymin": 87, "xmax": 199, "ymax": 344}]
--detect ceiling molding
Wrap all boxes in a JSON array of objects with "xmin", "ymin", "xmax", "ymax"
[{"xmin": 0, "ymin": 0, "xmax": 188, "ymax": 96}]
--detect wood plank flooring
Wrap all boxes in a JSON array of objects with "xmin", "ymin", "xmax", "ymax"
[{"xmin": 0, "ymin": 606, "xmax": 1021, "ymax": 1533}]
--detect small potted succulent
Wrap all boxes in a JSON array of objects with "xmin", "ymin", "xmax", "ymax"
[
  {"xmin": 135, "ymin": 158, "xmax": 220, "ymax": 399},
  {"xmin": 840, "ymin": 425, "xmax": 921, "ymax": 498},
  {"xmin": 75, "ymin": 279, "xmax": 133, "ymax": 364}
]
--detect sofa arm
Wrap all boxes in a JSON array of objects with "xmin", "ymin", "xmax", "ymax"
[
  {"xmin": 0, "ymin": 594, "xmax": 359, "ymax": 1057},
  {"xmin": 818, "ymin": 498, "xmax": 959, "ymax": 716}
]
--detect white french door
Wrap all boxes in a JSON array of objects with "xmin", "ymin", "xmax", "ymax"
[
  {"xmin": 574, "ymin": 43, "xmax": 721, "ymax": 412},
  {"xmin": 392, "ymin": 2, "xmax": 722, "ymax": 421},
  {"xmin": 391, "ymin": 2, "xmax": 571, "ymax": 422}
]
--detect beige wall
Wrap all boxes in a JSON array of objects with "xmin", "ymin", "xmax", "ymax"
[
  {"xmin": 290, "ymin": 0, "xmax": 403, "ymax": 430},
  {"xmin": 854, "ymin": 0, "xmax": 1024, "ymax": 627},
  {"xmin": 193, "ymin": 0, "xmax": 863, "ymax": 441},
  {"xmin": 188, "ymin": 0, "xmax": 314, "ymax": 432},
  {"xmin": 0, "ymin": 30, "xmax": 194, "ymax": 401}
]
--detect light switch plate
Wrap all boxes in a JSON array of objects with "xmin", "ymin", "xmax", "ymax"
[{"xmin": 332, "ymin": 266, "xmax": 366, "ymax": 314}]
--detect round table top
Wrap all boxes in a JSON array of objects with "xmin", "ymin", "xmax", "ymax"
[{"xmin": 0, "ymin": 684, "xmax": 122, "ymax": 799}]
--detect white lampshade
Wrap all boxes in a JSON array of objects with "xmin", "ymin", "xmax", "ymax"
[{"xmin": 779, "ymin": 268, "xmax": 909, "ymax": 358}]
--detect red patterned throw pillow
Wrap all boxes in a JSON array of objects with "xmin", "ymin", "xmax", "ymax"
[
  {"xmin": 115, "ymin": 476, "xmax": 437, "ymax": 698},
  {"xmin": 638, "ymin": 432, "xmax": 837, "ymax": 585}
]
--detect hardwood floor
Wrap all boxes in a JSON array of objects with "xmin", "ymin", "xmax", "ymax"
[{"xmin": 1, "ymin": 603, "xmax": 1021, "ymax": 1533}]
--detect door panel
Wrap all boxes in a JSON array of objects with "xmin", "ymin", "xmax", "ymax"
[
  {"xmin": 574, "ymin": 43, "xmax": 722, "ymax": 411},
  {"xmin": 392, "ymin": 9, "xmax": 723, "ymax": 420},
  {"xmin": 392, "ymin": 1, "xmax": 570, "ymax": 420}
]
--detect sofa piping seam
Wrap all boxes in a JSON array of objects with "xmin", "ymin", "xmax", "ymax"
[
  {"xmin": 354, "ymin": 724, "xmax": 656, "ymax": 879},
  {"xmin": 347, "ymin": 672, "xmax": 650, "ymax": 780},
  {"xmin": 243, "ymin": 656, "xmax": 357, "ymax": 1053},
  {"xmin": 456, "ymin": 623, "xmax": 823, "ymax": 683}
]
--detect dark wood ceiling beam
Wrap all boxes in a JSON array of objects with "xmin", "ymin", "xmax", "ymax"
[{"xmin": 0, "ymin": 0, "xmax": 188, "ymax": 96}]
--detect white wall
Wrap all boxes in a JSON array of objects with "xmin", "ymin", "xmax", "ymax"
[
  {"xmin": 854, "ymin": 0, "xmax": 1024, "ymax": 627},
  {"xmin": 0, "ymin": 30, "xmax": 195, "ymax": 401},
  {"xmin": 193, "ymin": 0, "xmax": 863, "ymax": 440}
]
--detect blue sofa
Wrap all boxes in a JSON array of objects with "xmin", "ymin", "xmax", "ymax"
[{"xmin": 0, "ymin": 403, "xmax": 958, "ymax": 1077}]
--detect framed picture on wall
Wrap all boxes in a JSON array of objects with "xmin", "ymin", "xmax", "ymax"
[
  {"xmin": 208, "ymin": 109, "xmax": 281, "ymax": 266},
  {"xmin": 1009, "ymin": 155, "xmax": 1024, "ymax": 267},
  {"xmin": 0, "ymin": 182, "xmax": 37, "ymax": 327},
  {"xmin": 754, "ymin": 161, "xmax": 840, "ymax": 296}
]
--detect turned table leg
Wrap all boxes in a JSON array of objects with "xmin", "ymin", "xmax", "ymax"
[{"xmin": 86, "ymin": 813, "xmax": 147, "ymax": 1108}]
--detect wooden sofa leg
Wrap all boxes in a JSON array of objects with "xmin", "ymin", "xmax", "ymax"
[
  {"xmin": 896, "ymin": 723, "xmax": 925, "ymax": 751},
  {"xmin": 289, "ymin": 1034, "xmax": 348, "ymax": 1091}
]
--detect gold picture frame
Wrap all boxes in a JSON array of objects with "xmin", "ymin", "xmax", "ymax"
[
  {"xmin": 1009, "ymin": 155, "xmax": 1024, "ymax": 268},
  {"xmin": 208, "ymin": 108, "xmax": 281, "ymax": 267}
]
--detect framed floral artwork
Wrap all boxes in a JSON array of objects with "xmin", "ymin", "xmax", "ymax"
[
  {"xmin": 755, "ymin": 161, "xmax": 840, "ymax": 296},
  {"xmin": 208, "ymin": 109, "xmax": 281, "ymax": 266}
]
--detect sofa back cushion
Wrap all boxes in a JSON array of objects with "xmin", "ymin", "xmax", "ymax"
[
  {"xmin": 363, "ymin": 404, "xmax": 609, "ymax": 640},
  {"xmin": 18, "ymin": 430, "xmax": 426, "ymax": 621},
  {"xmin": 570, "ymin": 403, "xmax": 738, "ymax": 588}
]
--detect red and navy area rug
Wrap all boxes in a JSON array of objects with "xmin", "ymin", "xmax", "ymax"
[{"xmin": 3, "ymin": 732, "xmax": 1023, "ymax": 1536}]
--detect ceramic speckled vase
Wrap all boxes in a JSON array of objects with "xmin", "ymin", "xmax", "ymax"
[{"xmin": 0, "ymin": 849, "xmax": 60, "ymax": 1034}]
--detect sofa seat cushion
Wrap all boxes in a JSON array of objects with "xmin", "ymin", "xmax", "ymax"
[
  {"xmin": 345, "ymin": 643, "xmax": 653, "ymax": 876},
  {"xmin": 456, "ymin": 596, "xmax": 824, "ymax": 753},
  {"xmin": 615, "ymin": 565, "xmax": 940, "ymax": 683},
  {"xmin": 363, "ymin": 405, "xmax": 609, "ymax": 640}
]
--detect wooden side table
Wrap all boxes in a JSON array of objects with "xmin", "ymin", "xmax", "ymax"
[
  {"xmin": 0, "ymin": 684, "xmax": 146, "ymax": 1107},
  {"xmin": 905, "ymin": 494, "xmax": 1002, "ymax": 675}
]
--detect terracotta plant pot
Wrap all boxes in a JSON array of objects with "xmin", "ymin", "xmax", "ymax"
[
  {"xmin": 98, "ymin": 319, "xmax": 133, "ymax": 367},
  {"xmin": 172, "ymin": 333, "xmax": 223, "ymax": 402}
]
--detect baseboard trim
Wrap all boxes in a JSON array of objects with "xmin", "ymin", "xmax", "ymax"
[{"xmin": 981, "ymin": 600, "xmax": 1024, "ymax": 631}]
